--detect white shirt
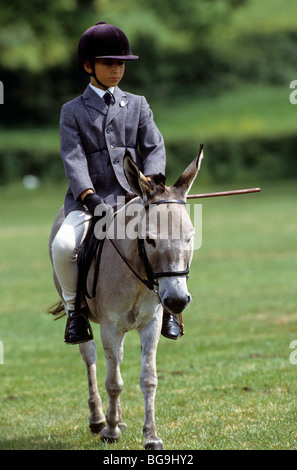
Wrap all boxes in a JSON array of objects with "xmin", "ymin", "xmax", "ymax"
[{"xmin": 89, "ymin": 83, "xmax": 114, "ymax": 99}]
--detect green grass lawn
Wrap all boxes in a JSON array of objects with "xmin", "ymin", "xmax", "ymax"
[
  {"xmin": 0, "ymin": 178, "xmax": 296, "ymax": 450},
  {"xmin": 156, "ymin": 84, "xmax": 295, "ymax": 142}
]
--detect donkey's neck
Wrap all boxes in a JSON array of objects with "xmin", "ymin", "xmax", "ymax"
[{"xmin": 106, "ymin": 197, "xmax": 147, "ymax": 279}]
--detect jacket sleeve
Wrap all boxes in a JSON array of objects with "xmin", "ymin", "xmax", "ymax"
[
  {"xmin": 137, "ymin": 96, "xmax": 166, "ymax": 177},
  {"xmin": 60, "ymin": 103, "xmax": 95, "ymax": 201}
]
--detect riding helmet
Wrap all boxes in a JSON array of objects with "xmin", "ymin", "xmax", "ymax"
[{"xmin": 78, "ymin": 21, "xmax": 139, "ymax": 69}]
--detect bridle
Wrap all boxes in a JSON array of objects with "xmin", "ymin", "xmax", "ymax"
[{"xmin": 108, "ymin": 199, "xmax": 190, "ymax": 294}]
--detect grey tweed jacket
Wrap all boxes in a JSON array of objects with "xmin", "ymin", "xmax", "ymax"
[{"xmin": 60, "ymin": 85, "xmax": 166, "ymax": 215}]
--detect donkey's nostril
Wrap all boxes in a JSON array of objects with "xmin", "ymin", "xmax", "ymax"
[{"xmin": 163, "ymin": 294, "xmax": 191, "ymax": 314}]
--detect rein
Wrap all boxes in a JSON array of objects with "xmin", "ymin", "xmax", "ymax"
[{"xmin": 108, "ymin": 199, "xmax": 190, "ymax": 293}]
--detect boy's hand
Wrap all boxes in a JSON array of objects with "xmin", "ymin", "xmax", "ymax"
[{"xmin": 83, "ymin": 192, "xmax": 110, "ymax": 217}]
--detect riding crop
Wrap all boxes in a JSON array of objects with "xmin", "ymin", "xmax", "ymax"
[{"xmin": 187, "ymin": 187, "xmax": 261, "ymax": 199}]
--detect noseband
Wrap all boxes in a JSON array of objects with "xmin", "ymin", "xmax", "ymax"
[{"xmin": 108, "ymin": 199, "xmax": 190, "ymax": 293}]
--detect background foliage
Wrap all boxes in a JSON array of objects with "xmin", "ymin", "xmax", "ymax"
[{"xmin": 0, "ymin": 0, "xmax": 296, "ymax": 182}]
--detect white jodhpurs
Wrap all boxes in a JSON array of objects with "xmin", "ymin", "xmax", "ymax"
[{"xmin": 51, "ymin": 210, "xmax": 92, "ymax": 312}]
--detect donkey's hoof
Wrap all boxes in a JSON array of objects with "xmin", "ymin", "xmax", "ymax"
[
  {"xmin": 144, "ymin": 438, "xmax": 164, "ymax": 450},
  {"xmin": 89, "ymin": 421, "xmax": 106, "ymax": 434},
  {"xmin": 101, "ymin": 435, "xmax": 119, "ymax": 444},
  {"xmin": 118, "ymin": 421, "xmax": 127, "ymax": 431},
  {"xmin": 101, "ymin": 425, "xmax": 121, "ymax": 443}
]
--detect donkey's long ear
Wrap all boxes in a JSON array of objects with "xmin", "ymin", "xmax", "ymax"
[
  {"xmin": 172, "ymin": 144, "xmax": 204, "ymax": 199},
  {"xmin": 123, "ymin": 151, "xmax": 153, "ymax": 201}
]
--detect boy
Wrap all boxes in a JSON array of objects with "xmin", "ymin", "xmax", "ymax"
[{"xmin": 51, "ymin": 22, "xmax": 182, "ymax": 344}]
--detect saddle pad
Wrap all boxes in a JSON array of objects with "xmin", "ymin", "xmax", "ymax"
[{"xmin": 75, "ymin": 220, "xmax": 106, "ymax": 312}]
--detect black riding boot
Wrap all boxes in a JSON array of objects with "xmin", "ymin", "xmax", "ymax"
[
  {"xmin": 161, "ymin": 310, "xmax": 184, "ymax": 340},
  {"xmin": 64, "ymin": 309, "xmax": 93, "ymax": 344}
]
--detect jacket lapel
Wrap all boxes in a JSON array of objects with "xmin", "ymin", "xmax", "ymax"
[
  {"xmin": 106, "ymin": 87, "xmax": 128, "ymax": 126},
  {"xmin": 82, "ymin": 85, "xmax": 128, "ymax": 123},
  {"xmin": 82, "ymin": 85, "xmax": 107, "ymax": 115}
]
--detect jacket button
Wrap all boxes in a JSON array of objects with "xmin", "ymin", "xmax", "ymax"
[{"xmin": 106, "ymin": 127, "xmax": 112, "ymax": 134}]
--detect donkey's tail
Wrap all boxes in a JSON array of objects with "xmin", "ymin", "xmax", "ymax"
[{"xmin": 47, "ymin": 301, "xmax": 66, "ymax": 320}]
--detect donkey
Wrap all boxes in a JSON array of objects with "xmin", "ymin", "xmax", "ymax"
[{"xmin": 49, "ymin": 146, "xmax": 203, "ymax": 450}]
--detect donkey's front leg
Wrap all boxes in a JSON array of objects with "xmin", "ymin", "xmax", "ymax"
[
  {"xmin": 100, "ymin": 324, "xmax": 126, "ymax": 442},
  {"xmin": 139, "ymin": 314, "xmax": 164, "ymax": 450},
  {"xmin": 79, "ymin": 340, "xmax": 106, "ymax": 433}
]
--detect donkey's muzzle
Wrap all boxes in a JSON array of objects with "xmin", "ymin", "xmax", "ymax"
[{"xmin": 162, "ymin": 293, "xmax": 191, "ymax": 315}]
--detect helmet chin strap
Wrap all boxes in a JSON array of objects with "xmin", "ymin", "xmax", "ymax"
[
  {"xmin": 87, "ymin": 61, "xmax": 115, "ymax": 103},
  {"xmin": 92, "ymin": 70, "xmax": 109, "ymax": 90},
  {"xmin": 86, "ymin": 59, "xmax": 109, "ymax": 90},
  {"xmin": 87, "ymin": 60, "xmax": 115, "ymax": 103}
]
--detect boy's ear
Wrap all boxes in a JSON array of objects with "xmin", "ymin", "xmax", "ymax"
[{"xmin": 83, "ymin": 60, "xmax": 92, "ymax": 74}]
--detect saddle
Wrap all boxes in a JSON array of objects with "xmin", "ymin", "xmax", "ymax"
[{"xmin": 75, "ymin": 219, "xmax": 106, "ymax": 313}]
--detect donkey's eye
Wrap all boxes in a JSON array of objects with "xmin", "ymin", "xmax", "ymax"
[
  {"xmin": 146, "ymin": 237, "xmax": 156, "ymax": 247},
  {"xmin": 187, "ymin": 231, "xmax": 195, "ymax": 243}
]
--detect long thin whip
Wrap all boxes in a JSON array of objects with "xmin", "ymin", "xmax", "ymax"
[{"xmin": 187, "ymin": 187, "xmax": 261, "ymax": 199}]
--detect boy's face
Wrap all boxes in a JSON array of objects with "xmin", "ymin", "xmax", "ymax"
[{"xmin": 83, "ymin": 59, "xmax": 125, "ymax": 89}]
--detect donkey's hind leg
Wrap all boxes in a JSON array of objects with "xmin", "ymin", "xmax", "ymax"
[{"xmin": 79, "ymin": 340, "xmax": 106, "ymax": 433}]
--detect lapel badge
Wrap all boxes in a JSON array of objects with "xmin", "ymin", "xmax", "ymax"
[{"xmin": 120, "ymin": 100, "xmax": 126, "ymax": 107}]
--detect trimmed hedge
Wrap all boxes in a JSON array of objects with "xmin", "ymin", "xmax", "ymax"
[
  {"xmin": 166, "ymin": 134, "xmax": 297, "ymax": 183},
  {"xmin": 0, "ymin": 133, "xmax": 296, "ymax": 185},
  {"xmin": 0, "ymin": 149, "xmax": 64, "ymax": 184}
]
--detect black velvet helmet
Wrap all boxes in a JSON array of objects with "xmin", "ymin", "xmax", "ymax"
[{"xmin": 78, "ymin": 21, "xmax": 139, "ymax": 69}]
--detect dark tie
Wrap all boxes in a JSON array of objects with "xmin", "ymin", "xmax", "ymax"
[{"xmin": 104, "ymin": 92, "xmax": 112, "ymax": 106}]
